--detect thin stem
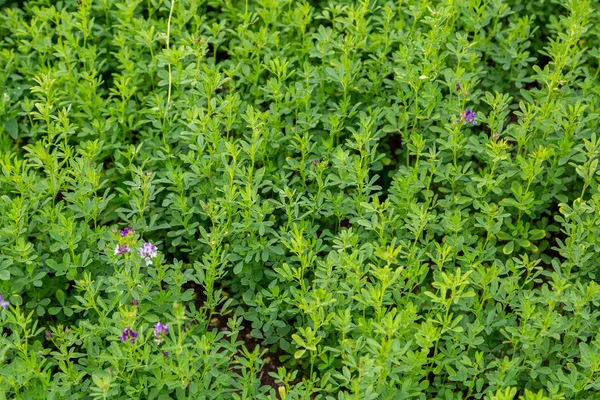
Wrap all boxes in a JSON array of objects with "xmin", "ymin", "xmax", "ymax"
[{"xmin": 163, "ymin": 0, "xmax": 176, "ymax": 145}]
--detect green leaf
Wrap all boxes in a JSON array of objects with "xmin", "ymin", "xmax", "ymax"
[
  {"xmin": 233, "ymin": 262, "xmax": 243, "ymax": 275},
  {"xmin": 56, "ymin": 289, "xmax": 65, "ymax": 306},
  {"xmin": 3, "ymin": 119, "xmax": 18, "ymax": 139},
  {"xmin": 294, "ymin": 349, "xmax": 306, "ymax": 359},
  {"xmin": 503, "ymin": 241, "xmax": 514, "ymax": 255},
  {"xmin": 48, "ymin": 307, "xmax": 62, "ymax": 315},
  {"xmin": 528, "ymin": 229, "xmax": 545, "ymax": 240},
  {"xmin": 144, "ymin": 314, "xmax": 159, "ymax": 323}
]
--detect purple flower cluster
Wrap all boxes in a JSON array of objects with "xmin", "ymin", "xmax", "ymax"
[
  {"xmin": 114, "ymin": 226, "xmax": 134, "ymax": 256},
  {"xmin": 113, "ymin": 226, "xmax": 160, "ymax": 267},
  {"xmin": 0, "ymin": 294, "xmax": 9, "ymax": 309},
  {"xmin": 153, "ymin": 322, "xmax": 169, "ymax": 344},
  {"xmin": 121, "ymin": 226, "xmax": 134, "ymax": 237},
  {"xmin": 460, "ymin": 109, "xmax": 476, "ymax": 124},
  {"xmin": 119, "ymin": 322, "xmax": 170, "ymax": 347},
  {"xmin": 114, "ymin": 244, "xmax": 130, "ymax": 255},
  {"xmin": 120, "ymin": 328, "xmax": 138, "ymax": 344},
  {"xmin": 139, "ymin": 242, "xmax": 158, "ymax": 265}
]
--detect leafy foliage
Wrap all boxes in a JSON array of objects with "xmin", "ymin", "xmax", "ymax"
[{"xmin": 1, "ymin": 0, "xmax": 600, "ymax": 398}]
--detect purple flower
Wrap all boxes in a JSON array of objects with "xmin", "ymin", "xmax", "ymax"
[
  {"xmin": 0, "ymin": 295, "xmax": 9, "ymax": 309},
  {"xmin": 153, "ymin": 322, "xmax": 169, "ymax": 344},
  {"xmin": 163, "ymin": 351, "xmax": 169, "ymax": 357},
  {"xmin": 114, "ymin": 244, "xmax": 130, "ymax": 255},
  {"xmin": 130, "ymin": 299, "xmax": 139, "ymax": 306},
  {"xmin": 45, "ymin": 330, "xmax": 54, "ymax": 339},
  {"xmin": 138, "ymin": 242, "xmax": 158, "ymax": 265},
  {"xmin": 120, "ymin": 328, "xmax": 138, "ymax": 344},
  {"xmin": 121, "ymin": 226, "xmax": 134, "ymax": 237},
  {"xmin": 312, "ymin": 160, "xmax": 318, "ymax": 166},
  {"xmin": 455, "ymin": 83, "xmax": 462, "ymax": 92},
  {"xmin": 460, "ymin": 109, "xmax": 476, "ymax": 124}
]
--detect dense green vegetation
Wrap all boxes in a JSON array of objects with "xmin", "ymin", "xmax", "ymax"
[{"xmin": 1, "ymin": 0, "xmax": 600, "ymax": 398}]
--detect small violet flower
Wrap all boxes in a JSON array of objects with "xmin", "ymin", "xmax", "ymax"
[
  {"xmin": 114, "ymin": 244, "xmax": 130, "ymax": 255},
  {"xmin": 130, "ymin": 298, "xmax": 139, "ymax": 307},
  {"xmin": 455, "ymin": 82, "xmax": 462, "ymax": 92},
  {"xmin": 153, "ymin": 322, "xmax": 169, "ymax": 344},
  {"xmin": 139, "ymin": 242, "xmax": 158, "ymax": 265},
  {"xmin": 120, "ymin": 328, "xmax": 138, "ymax": 344},
  {"xmin": 460, "ymin": 109, "xmax": 476, "ymax": 125},
  {"xmin": 163, "ymin": 351, "xmax": 169, "ymax": 357},
  {"xmin": 0, "ymin": 294, "xmax": 9, "ymax": 309},
  {"xmin": 121, "ymin": 226, "xmax": 134, "ymax": 237}
]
